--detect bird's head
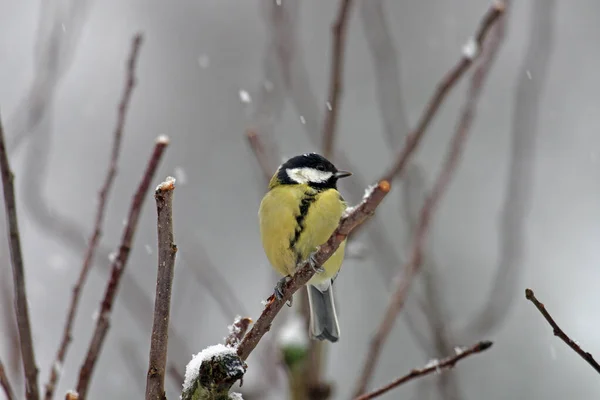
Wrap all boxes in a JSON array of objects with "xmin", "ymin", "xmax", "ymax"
[{"xmin": 270, "ymin": 153, "xmax": 352, "ymax": 189}]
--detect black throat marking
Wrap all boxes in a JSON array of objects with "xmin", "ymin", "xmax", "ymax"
[{"xmin": 289, "ymin": 191, "xmax": 318, "ymax": 255}]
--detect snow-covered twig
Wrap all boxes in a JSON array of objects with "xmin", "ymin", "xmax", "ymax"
[
  {"xmin": 525, "ymin": 289, "xmax": 600, "ymax": 374},
  {"xmin": 353, "ymin": 3, "xmax": 507, "ymax": 396},
  {"xmin": 44, "ymin": 33, "xmax": 143, "ymax": 400},
  {"xmin": 380, "ymin": 2, "xmax": 505, "ymax": 183},
  {"xmin": 354, "ymin": 341, "xmax": 493, "ymax": 400},
  {"xmin": 145, "ymin": 177, "xmax": 178, "ymax": 400},
  {"xmin": 322, "ymin": 0, "xmax": 353, "ymax": 158},
  {"xmin": 0, "ymin": 114, "xmax": 39, "ymax": 400},
  {"xmin": 76, "ymin": 136, "xmax": 169, "ymax": 399},
  {"xmin": 0, "ymin": 359, "xmax": 15, "ymax": 400},
  {"xmin": 236, "ymin": 179, "xmax": 391, "ymax": 362}
]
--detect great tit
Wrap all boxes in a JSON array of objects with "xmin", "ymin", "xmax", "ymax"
[{"xmin": 258, "ymin": 153, "xmax": 351, "ymax": 342}]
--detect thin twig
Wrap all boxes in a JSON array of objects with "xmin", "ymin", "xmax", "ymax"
[
  {"xmin": 0, "ymin": 115, "xmax": 39, "ymax": 400},
  {"xmin": 146, "ymin": 177, "xmax": 178, "ymax": 400},
  {"xmin": 76, "ymin": 136, "xmax": 170, "ymax": 399},
  {"xmin": 525, "ymin": 288, "xmax": 600, "ymax": 374},
  {"xmin": 1, "ymin": 259, "xmax": 21, "ymax": 385},
  {"xmin": 236, "ymin": 180, "xmax": 391, "ymax": 361},
  {"xmin": 353, "ymin": 3, "xmax": 507, "ymax": 395},
  {"xmin": 462, "ymin": 0, "xmax": 553, "ymax": 341},
  {"xmin": 354, "ymin": 341, "xmax": 493, "ymax": 400},
  {"xmin": 225, "ymin": 316, "xmax": 253, "ymax": 348},
  {"xmin": 44, "ymin": 33, "xmax": 143, "ymax": 400},
  {"xmin": 305, "ymin": 1, "xmax": 354, "ymax": 395},
  {"xmin": 322, "ymin": 0, "xmax": 353, "ymax": 158},
  {"xmin": 0, "ymin": 359, "xmax": 16, "ymax": 400},
  {"xmin": 246, "ymin": 130, "xmax": 274, "ymax": 183},
  {"xmin": 402, "ymin": 164, "xmax": 459, "ymax": 398},
  {"xmin": 359, "ymin": 0, "xmax": 410, "ymax": 150},
  {"xmin": 380, "ymin": 2, "xmax": 505, "ymax": 183}
]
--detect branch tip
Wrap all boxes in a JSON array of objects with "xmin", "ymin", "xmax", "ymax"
[
  {"xmin": 378, "ymin": 180, "xmax": 391, "ymax": 193},
  {"xmin": 156, "ymin": 176, "xmax": 176, "ymax": 192},
  {"xmin": 478, "ymin": 340, "xmax": 493, "ymax": 351},
  {"xmin": 65, "ymin": 390, "xmax": 79, "ymax": 400},
  {"xmin": 526, "ymin": 288, "xmax": 600, "ymax": 374},
  {"xmin": 493, "ymin": 0, "xmax": 507, "ymax": 12},
  {"xmin": 155, "ymin": 135, "xmax": 170, "ymax": 145}
]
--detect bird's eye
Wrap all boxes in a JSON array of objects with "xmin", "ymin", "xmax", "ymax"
[{"xmin": 316, "ymin": 165, "xmax": 326, "ymax": 171}]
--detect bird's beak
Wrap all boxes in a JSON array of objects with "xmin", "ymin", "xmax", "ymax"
[{"xmin": 334, "ymin": 170, "xmax": 352, "ymax": 178}]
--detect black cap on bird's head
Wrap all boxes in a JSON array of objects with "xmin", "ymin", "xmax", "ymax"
[{"xmin": 274, "ymin": 153, "xmax": 352, "ymax": 189}]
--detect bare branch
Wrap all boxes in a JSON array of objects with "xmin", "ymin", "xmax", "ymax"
[
  {"xmin": 76, "ymin": 136, "xmax": 169, "ymax": 399},
  {"xmin": 354, "ymin": 341, "xmax": 493, "ymax": 400},
  {"xmin": 353, "ymin": 3, "xmax": 507, "ymax": 395},
  {"xmin": 225, "ymin": 317, "xmax": 253, "ymax": 348},
  {"xmin": 236, "ymin": 180, "xmax": 391, "ymax": 361},
  {"xmin": 402, "ymin": 164, "xmax": 460, "ymax": 398},
  {"xmin": 146, "ymin": 177, "xmax": 178, "ymax": 400},
  {"xmin": 1, "ymin": 259, "xmax": 21, "ymax": 385},
  {"xmin": 381, "ymin": 2, "xmax": 505, "ymax": 183},
  {"xmin": 44, "ymin": 33, "xmax": 143, "ymax": 400},
  {"xmin": 6, "ymin": 0, "xmax": 90, "ymax": 154},
  {"xmin": 525, "ymin": 289, "xmax": 600, "ymax": 374},
  {"xmin": 462, "ymin": 0, "xmax": 554, "ymax": 341},
  {"xmin": 0, "ymin": 359, "xmax": 16, "ymax": 400},
  {"xmin": 322, "ymin": 0, "xmax": 353, "ymax": 158},
  {"xmin": 359, "ymin": 0, "xmax": 410, "ymax": 148},
  {"xmin": 0, "ymin": 115, "xmax": 39, "ymax": 400},
  {"xmin": 246, "ymin": 130, "xmax": 275, "ymax": 183}
]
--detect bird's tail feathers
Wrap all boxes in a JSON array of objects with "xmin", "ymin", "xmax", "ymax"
[{"xmin": 307, "ymin": 283, "xmax": 340, "ymax": 342}]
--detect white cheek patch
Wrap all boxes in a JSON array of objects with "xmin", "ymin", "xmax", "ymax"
[{"xmin": 287, "ymin": 168, "xmax": 333, "ymax": 184}]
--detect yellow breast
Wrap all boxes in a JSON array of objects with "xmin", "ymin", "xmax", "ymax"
[{"xmin": 258, "ymin": 185, "xmax": 347, "ymax": 284}]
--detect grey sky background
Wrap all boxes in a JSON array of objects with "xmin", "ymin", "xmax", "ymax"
[{"xmin": 1, "ymin": 0, "xmax": 600, "ymax": 399}]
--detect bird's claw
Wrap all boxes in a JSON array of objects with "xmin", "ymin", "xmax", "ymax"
[
  {"xmin": 274, "ymin": 276, "xmax": 293, "ymax": 307},
  {"xmin": 307, "ymin": 252, "xmax": 325, "ymax": 274}
]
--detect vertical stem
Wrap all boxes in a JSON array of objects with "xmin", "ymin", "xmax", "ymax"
[
  {"xmin": 146, "ymin": 177, "xmax": 178, "ymax": 400},
  {"xmin": 0, "ymin": 115, "xmax": 40, "ymax": 400}
]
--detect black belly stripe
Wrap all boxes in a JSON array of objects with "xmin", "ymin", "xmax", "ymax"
[{"xmin": 289, "ymin": 192, "xmax": 317, "ymax": 252}]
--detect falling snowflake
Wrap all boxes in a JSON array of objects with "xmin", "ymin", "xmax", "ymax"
[{"xmin": 239, "ymin": 90, "xmax": 252, "ymax": 103}]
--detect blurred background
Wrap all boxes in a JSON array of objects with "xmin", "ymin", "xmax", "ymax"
[{"xmin": 2, "ymin": 0, "xmax": 600, "ymax": 399}]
